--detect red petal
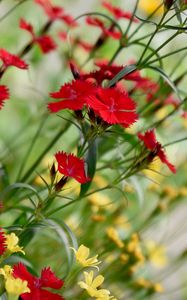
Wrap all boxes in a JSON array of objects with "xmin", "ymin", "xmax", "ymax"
[
  {"xmin": 40, "ymin": 267, "xmax": 64, "ymax": 289},
  {"xmin": 19, "ymin": 18, "xmax": 34, "ymax": 37},
  {"xmin": 55, "ymin": 151, "xmax": 90, "ymax": 184},
  {"xmin": 0, "ymin": 49, "xmax": 28, "ymax": 69},
  {"xmin": 36, "ymin": 35, "xmax": 56, "ymax": 53},
  {"xmin": 138, "ymin": 129, "xmax": 157, "ymax": 150},
  {"xmin": 102, "ymin": 1, "xmax": 139, "ymax": 22},
  {"xmin": 0, "ymin": 85, "xmax": 9, "ymax": 110},
  {"xmin": 48, "ymin": 80, "xmax": 96, "ymax": 112},
  {"xmin": 13, "ymin": 263, "xmax": 35, "ymax": 287},
  {"xmin": 157, "ymin": 148, "xmax": 176, "ymax": 173},
  {"xmin": 0, "ymin": 228, "xmax": 7, "ymax": 255}
]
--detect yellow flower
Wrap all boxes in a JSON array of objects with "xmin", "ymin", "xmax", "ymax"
[
  {"xmin": 139, "ymin": 0, "xmax": 164, "ymax": 15},
  {"xmin": 153, "ymin": 283, "xmax": 164, "ymax": 293},
  {"xmin": 106, "ymin": 227, "xmax": 124, "ymax": 249},
  {"xmin": 5, "ymin": 233, "xmax": 25, "ymax": 255},
  {"xmin": 78, "ymin": 271, "xmax": 116, "ymax": 299},
  {"xmin": 71, "ymin": 245, "xmax": 101, "ymax": 269},
  {"xmin": 0, "ymin": 265, "xmax": 30, "ymax": 296},
  {"xmin": 145, "ymin": 240, "xmax": 168, "ymax": 268}
]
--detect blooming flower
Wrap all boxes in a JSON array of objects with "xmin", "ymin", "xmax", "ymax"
[
  {"xmin": 0, "ymin": 228, "xmax": 6, "ymax": 255},
  {"xmin": 86, "ymin": 17, "xmax": 121, "ymax": 40},
  {"xmin": 0, "ymin": 85, "xmax": 9, "ymax": 110},
  {"xmin": 20, "ymin": 18, "xmax": 56, "ymax": 54},
  {"xmin": 55, "ymin": 151, "xmax": 90, "ymax": 184},
  {"xmin": 78, "ymin": 271, "xmax": 112, "ymax": 299},
  {"xmin": 71, "ymin": 244, "xmax": 101, "ymax": 269},
  {"xmin": 0, "ymin": 49, "xmax": 28, "ymax": 69},
  {"xmin": 102, "ymin": 1, "xmax": 139, "ymax": 22},
  {"xmin": 13, "ymin": 263, "xmax": 64, "ymax": 300},
  {"xmin": 87, "ymin": 87, "xmax": 138, "ymax": 127},
  {"xmin": 5, "ymin": 232, "xmax": 25, "ymax": 254},
  {"xmin": 48, "ymin": 80, "xmax": 96, "ymax": 112},
  {"xmin": 0, "ymin": 265, "xmax": 30, "ymax": 297},
  {"xmin": 138, "ymin": 129, "xmax": 176, "ymax": 173},
  {"xmin": 35, "ymin": 0, "xmax": 77, "ymax": 26}
]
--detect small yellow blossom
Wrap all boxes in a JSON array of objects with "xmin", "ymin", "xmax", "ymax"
[
  {"xmin": 106, "ymin": 227, "xmax": 124, "ymax": 249},
  {"xmin": 145, "ymin": 240, "xmax": 168, "ymax": 268},
  {"xmin": 0, "ymin": 265, "xmax": 30, "ymax": 296},
  {"xmin": 153, "ymin": 283, "xmax": 164, "ymax": 293},
  {"xmin": 5, "ymin": 233, "xmax": 25, "ymax": 255},
  {"xmin": 139, "ymin": 0, "xmax": 164, "ymax": 15},
  {"xmin": 71, "ymin": 245, "xmax": 101, "ymax": 269},
  {"xmin": 78, "ymin": 271, "xmax": 116, "ymax": 299}
]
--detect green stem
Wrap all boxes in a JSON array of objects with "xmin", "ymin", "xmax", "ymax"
[{"xmin": 20, "ymin": 122, "xmax": 70, "ymax": 182}]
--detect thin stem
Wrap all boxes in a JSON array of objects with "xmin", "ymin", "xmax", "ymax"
[{"xmin": 20, "ymin": 121, "xmax": 70, "ymax": 182}]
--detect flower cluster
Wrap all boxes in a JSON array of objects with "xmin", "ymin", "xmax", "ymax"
[
  {"xmin": 72, "ymin": 244, "xmax": 117, "ymax": 299},
  {"xmin": 0, "ymin": 229, "xmax": 64, "ymax": 300}
]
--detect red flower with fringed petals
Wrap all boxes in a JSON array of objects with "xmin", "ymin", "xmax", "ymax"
[
  {"xmin": 0, "ymin": 49, "xmax": 28, "ymax": 69},
  {"xmin": 35, "ymin": 0, "xmax": 77, "ymax": 26},
  {"xmin": 48, "ymin": 80, "xmax": 96, "ymax": 112},
  {"xmin": 102, "ymin": 1, "xmax": 139, "ymax": 22},
  {"xmin": 86, "ymin": 16, "xmax": 121, "ymax": 40},
  {"xmin": 13, "ymin": 263, "xmax": 64, "ymax": 300},
  {"xmin": 0, "ymin": 228, "xmax": 6, "ymax": 255},
  {"xmin": 87, "ymin": 87, "xmax": 138, "ymax": 127},
  {"xmin": 0, "ymin": 85, "xmax": 9, "ymax": 110},
  {"xmin": 55, "ymin": 152, "xmax": 90, "ymax": 184},
  {"xmin": 138, "ymin": 129, "xmax": 176, "ymax": 173},
  {"xmin": 83, "ymin": 63, "xmax": 142, "ymax": 85},
  {"xmin": 20, "ymin": 19, "xmax": 56, "ymax": 54}
]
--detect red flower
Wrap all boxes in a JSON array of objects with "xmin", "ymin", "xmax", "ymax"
[
  {"xmin": 0, "ymin": 49, "xmax": 28, "ymax": 69},
  {"xmin": 0, "ymin": 228, "xmax": 6, "ymax": 256},
  {"xmin": 102, "ymin": 1, "xmax": 139, "ymax": 22},
  {"xmin": 35, "ymin": 0, "xmax": 77, "ymax": 26},
  {"xmin": 87, "ymin": 87, "xmax": 138, "ymax": 127},
  {"xmin": 135, "ymin": 77, "xmax": 159, "ymax": 102},
  {"xmin": 86, "ymin": 16, "xmax": 121, "ymax": 40},
  {"xmin": 36, "ymin": 35, "xmax": 56, "ymax": 53},
  {"xmin": 20, "ymin": 19, "xmax": 56, "ymax": 54},
  {"xmin": 0, "ymin": 85, "xmax": 9, "ymax": 110},
  {"xmin": 13, "ymin": 263, "xmax": 64, "ymax": 300},
  {"xmin": 138, "ymin": 129, "xmax": 176, "ymax": 173},
  {"xmin": 55, "ymin": 152, "xmax": 90, "ymax": 184},
  {"xmin": 48, "ymin": 80, "xmax": 96, "ymax": 112},
  {"xmin": 83, "ymin": 63, "xmax": 142, "ymax": 85}
]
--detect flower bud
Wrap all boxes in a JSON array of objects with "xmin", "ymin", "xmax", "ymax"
[{"xmin": 164, "ymin": 0, "xmax": 174, "ymax": 10}]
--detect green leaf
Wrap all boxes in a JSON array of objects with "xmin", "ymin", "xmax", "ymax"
[
  {"xmin": 46, "ymin": 218, "xmax": 78, "ymax": 277},
  {"xmin": 107, "ymin": 64, "xmax": 137, "ymax": 87},
  {"xmin": 142, "ymin": 65, "xmax": 182, "ymax": 102},
  {"xmin": 80, "ymin": 140, "xmax": 97, "ymax": 197}
]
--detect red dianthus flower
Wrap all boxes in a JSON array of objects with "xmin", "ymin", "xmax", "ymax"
[
  {"xmin": 48, "ymin": 80, "xmax": 96, "ymax": 112},
  {"xmin": 13, "ymin": 263, "xmax": 64, "ymax": 300},
  {"xmin": 138, "ymin": 129, "xmax": 176, "ymax": 173},
  {"xmin": 0, "ymin": 49, "xmax": 28, "ymax": 69},
  {"xmin": 55, "ymin": 151, "xmax": 90, "ymax": 184},
  {"xmin": 87, "ymin": 87, "xmax": 138, "ymax": 127}
]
